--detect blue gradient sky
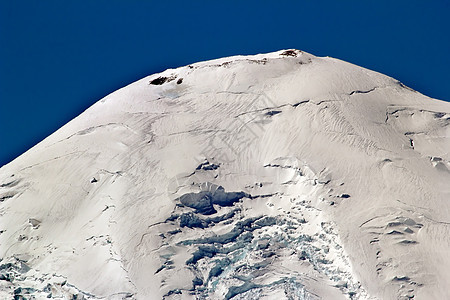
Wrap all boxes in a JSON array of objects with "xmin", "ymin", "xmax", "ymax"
[{"xmin": 1, "ymin": 1, "xmax": 449, "ymax": 166}]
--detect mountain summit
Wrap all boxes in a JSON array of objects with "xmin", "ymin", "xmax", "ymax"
[{"xmin": 1, "ymin": 49, "xmax": 449, "ymax": 299}]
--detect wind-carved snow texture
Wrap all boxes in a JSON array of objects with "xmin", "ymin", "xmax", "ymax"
[{"xmin": 1, "ymin": 49, "xmax": 450, "ymax": 299}]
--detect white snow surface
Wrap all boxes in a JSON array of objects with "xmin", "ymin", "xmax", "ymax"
[{"xmin": 1, "ymin": 49, "xmax": 450, "ymax": 299}]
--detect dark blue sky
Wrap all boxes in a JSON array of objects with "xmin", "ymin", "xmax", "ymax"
[{"xmin": 1, "ymin": 1, "xmax": 449, "ymax": 167}]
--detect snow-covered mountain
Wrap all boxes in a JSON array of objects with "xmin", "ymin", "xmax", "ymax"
[{"xmin": 1, "ymin": 49, "xmax": 449, "ymax": 300}]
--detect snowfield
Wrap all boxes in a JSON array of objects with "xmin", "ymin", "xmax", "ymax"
[{"xmin": 1, "ymin": 49, "xmax": 449, "ymax": 299}]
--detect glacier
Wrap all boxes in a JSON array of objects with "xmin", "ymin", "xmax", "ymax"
[{"xmin": 0, "ymin": 49, "xmax": 449, "ymax": 299}]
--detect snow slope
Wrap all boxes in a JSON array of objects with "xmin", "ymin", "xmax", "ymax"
[{"xmin": 1, "ymin": 49, "xmax": 449, "ymax": 299}]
